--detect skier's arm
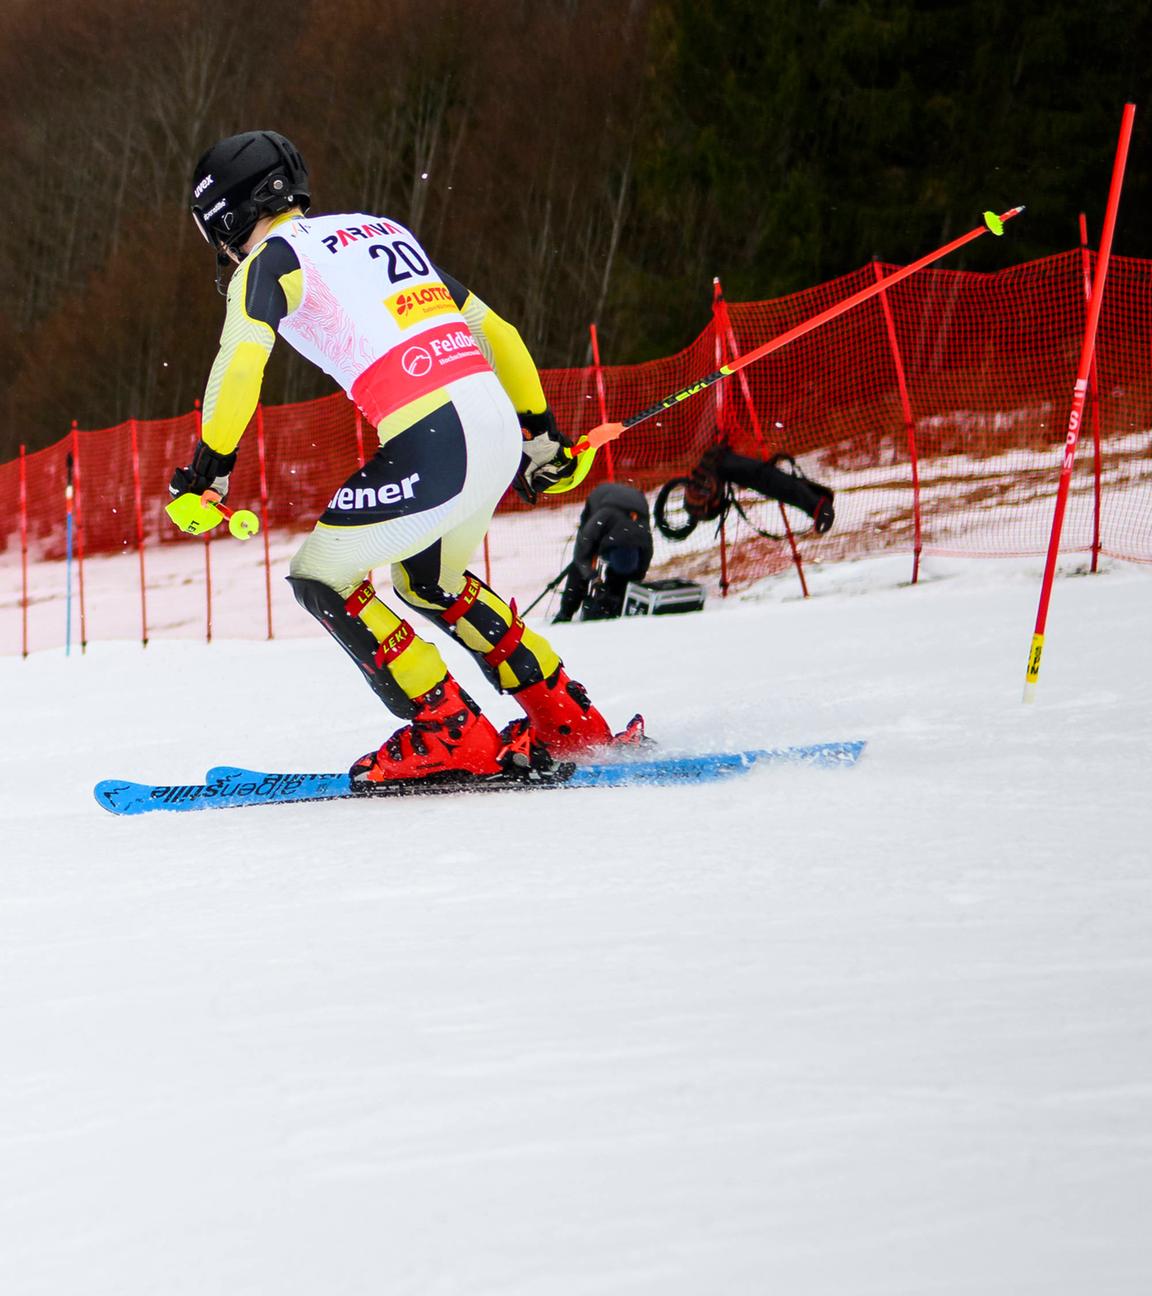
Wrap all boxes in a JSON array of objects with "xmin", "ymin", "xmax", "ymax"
[
  {"xmin": 168, "ymin": 240, "xmax": 301, "ymax": 529},
  {"xmin": 438, "ymin": 268, "xmax": 584, "ymax": 501},
  {"xmin": 200, "ymin": 239, "xmax": 302, "ymax": 456},
  {"xmin": 438, "ymin": 270, "xmax": 546, "ymax": 414}
]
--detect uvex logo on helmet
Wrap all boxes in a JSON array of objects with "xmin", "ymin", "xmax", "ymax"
[{"xmin": 190, "ymin": 130, "xmax": 311, "ymax": 295}]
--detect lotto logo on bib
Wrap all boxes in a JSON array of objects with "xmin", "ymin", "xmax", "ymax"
[{"xmin": 386, "ymin": 282, "xmax": 456, "ymax": 329}]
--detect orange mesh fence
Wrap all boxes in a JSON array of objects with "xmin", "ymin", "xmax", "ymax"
[{"xmin": 2, "ymin": 248, "xmax": 1150, "ymax": 653}]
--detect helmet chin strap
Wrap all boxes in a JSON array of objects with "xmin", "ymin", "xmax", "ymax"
[
  {"xmin": 213, "ymin": 244, "xmax": 247, "ymax": 296},
  {"xmin": 214, "ymin": 251, "xmax": 231, "ymax": 296}
]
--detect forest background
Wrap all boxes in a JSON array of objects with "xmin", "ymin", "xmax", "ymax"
[{"xmin": 0, "ymin": 0, "xmax": 1148, "ymax": 461}]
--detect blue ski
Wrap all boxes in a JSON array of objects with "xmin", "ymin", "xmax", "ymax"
[{"xmin": 93, "ymin": 741, "xmax": 865, "ymax": 816}]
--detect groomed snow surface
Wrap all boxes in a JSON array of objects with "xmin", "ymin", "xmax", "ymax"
[{"xmin": 3, "ymin": 553, "xmax": 1151, "ymax": 1294}]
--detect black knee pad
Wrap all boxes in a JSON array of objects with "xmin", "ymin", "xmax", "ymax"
[{"xmin": 287, "ymin": 575, "xmax": 418, "ymax": 719}]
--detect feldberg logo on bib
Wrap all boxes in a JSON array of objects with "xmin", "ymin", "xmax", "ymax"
[{"xmin": 401, "ymin": 346, "xmax": 434, "ymax": 378}]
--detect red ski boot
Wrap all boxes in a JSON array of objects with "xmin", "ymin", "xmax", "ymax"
[
  {"xmin": 511, "ymin": 665, "xmax": 644, "ymax": 758},
  {"xmin": 350, "ymin": 675, "xmax": 505, "ymax": 787}
]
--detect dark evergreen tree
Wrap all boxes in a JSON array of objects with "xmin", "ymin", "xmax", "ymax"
[{"xmin": 614, "ymin": 0, "xmax": 1151, "ymax": 359}]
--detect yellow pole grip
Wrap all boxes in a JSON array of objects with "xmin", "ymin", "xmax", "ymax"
[{"xmin": 1022, "ymin": 633, "xmax": 1044, "ymax": 703}]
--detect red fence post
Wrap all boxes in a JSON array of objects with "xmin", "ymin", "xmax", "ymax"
[
  {"xmin": 588, "ymin": 324, "xmax": 616, "ymax": 481},
  {"xmin": 713, "ymin": 276, "xmax": 809, "ymax": 598},
  {"xmin": 19, "ymin": 444, "xmax": 29, "ymax": 658},
  {"xmin": 712, "ymin": 279, "xmax": 766, "ymax": 450},
  {"xmin": 204, "ymin": 529, "xmax": 214, "ymax": 645},
  {"xmin": 710, "ymin": 289, "xmax": 730, "ymax": 597},
  {"xmin": 256, "ymin": 403, "xmax": 274, "ymax": 640},
  {"xmin": 71, "ymin": 421, "xmax": 88, "ymax": 653},
  {"xmin": 195, "ymin": 400, "xmax": 212, "ymax": 645},
  {"xmin": 129, "ymin": 418, "xmax": 149, "ymax": 646},
  {"xmin": 65, "ymin": 449, "xmax": 74, "ymax": 655},
  {"xmin": 1079, "ymin": 214, "xmax": 1105, "ymax": 573},
  {"xmin": 872, "ymin": 259, "xmax": 923, "ymax": 584}
]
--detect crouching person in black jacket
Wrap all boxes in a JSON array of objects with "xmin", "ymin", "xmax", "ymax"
[{"xmin": 555, "ymin": 483, "xmax": 654, "ymax": 623}]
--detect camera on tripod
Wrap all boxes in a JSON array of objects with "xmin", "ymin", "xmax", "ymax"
[{"xmin": 655, "ymin": 441, "xmax": 835, "ymax": 542}]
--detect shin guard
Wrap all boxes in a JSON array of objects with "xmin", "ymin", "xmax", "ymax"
[
  {"xmin": 287, "ymin": 575, "xmax": 420, "ymax": 719},
  {"xmin": 400, "ymin": 570, "xmax": 560, "ymax": 694}
]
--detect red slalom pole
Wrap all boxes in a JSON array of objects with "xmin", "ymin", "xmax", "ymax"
[
  {"xmin": 1023, "ymin": 104, "xmax": 1135, "ymax": 702},
  {"xmin": 575, "ymin": 208, "xmax": 1024, "ymax": 454}
]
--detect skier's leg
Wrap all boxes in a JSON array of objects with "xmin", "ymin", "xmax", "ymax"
[
  {"xmin": 393, "ymin": 526, "xmax": 620, "ymax": 756},
  {"xmin": 288, "ymin": 566, "xmax": 512, "ymax": 783},
  {"xmin": 286, "ymin": 574, "xmax": 439, "ymax": 719},
  {"xmin": 287, "ymin": 393, "xmax": 518, "ymax": 780},
  {"xmin": 393, "ymin": 540, "xmax": 560, "ymax": 694},
  {"xmin": 286, "ymin": 563, "xmax": 509, "ymax": 780}
]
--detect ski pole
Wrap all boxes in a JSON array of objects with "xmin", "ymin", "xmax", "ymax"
[
  {"xmin": 574, "ymin": 207, "xmax": 1024, "ymax": 454},
  {"xmin": 522, "ymin": 563, "xmax": 574, "ymax": 616},
  {"xmin": 64, "ymin": 451, "xmax": 74, "ymax": 657},
  {"xmin": 166, "ymin": 488, "xmax": 261, "ymax": 539},
  {"xmin": 203, "ymin": 490, "xmax": 261, "ymax": 540}
]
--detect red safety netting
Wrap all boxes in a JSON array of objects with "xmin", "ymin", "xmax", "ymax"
[{"xmin": 2, "ymin": 248, "xmax": 1150, "ymax": 654}]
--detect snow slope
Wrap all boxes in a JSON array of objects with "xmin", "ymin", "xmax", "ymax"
[{"xmin": 2, "ymin": 554, "xmax": 1151, "ymax": 1295}]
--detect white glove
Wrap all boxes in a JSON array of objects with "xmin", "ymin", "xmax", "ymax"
[{"xmin": 513, "ymin": 409, "xmax": 577, "ymax": 504}]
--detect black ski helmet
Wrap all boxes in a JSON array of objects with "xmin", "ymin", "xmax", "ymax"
[{"xmin": 190, "ymin": 131, "xmax": 310, "ymax": 263}]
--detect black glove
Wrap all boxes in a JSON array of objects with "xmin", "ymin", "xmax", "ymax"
[
  {"xmin": 169, "ymin": 441, "xmax": 237, "ymax": 503},
  {"xmin": 513, "ymin": 409, "xmax": 577, "ymax": 505}
]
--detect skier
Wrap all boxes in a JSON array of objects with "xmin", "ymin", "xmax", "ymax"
[
  {"xmin": 170, "ymin": 131, "xmax": 639, "ymax": 789},
  {"xmin": 554, "ymin": 482, "xmax": 654, "ymax": 623}
]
